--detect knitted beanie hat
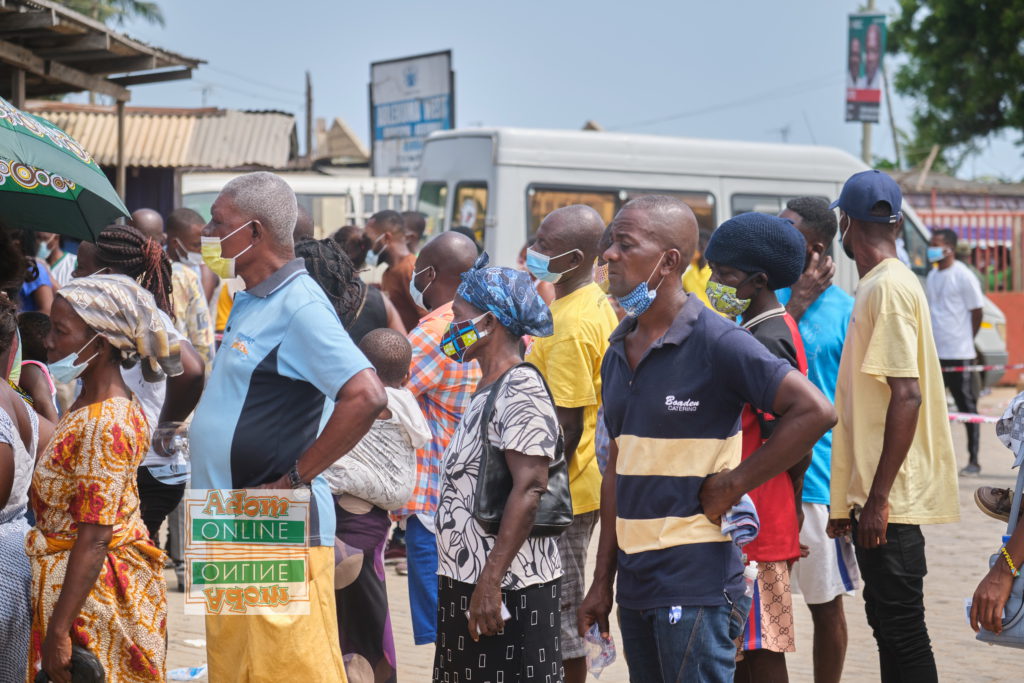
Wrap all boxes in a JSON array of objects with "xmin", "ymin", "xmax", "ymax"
[{"xmin": 704, "ymin": 212, "xmax": 807, "ymax": 290}]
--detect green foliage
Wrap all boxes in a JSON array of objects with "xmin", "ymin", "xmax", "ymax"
[
  {"xmin": 889, "ymin": 0, "xmax": 1024, "ymax": 151},
  {"xmin": 58, "ymin": 0, "xmax": 164, "ymax": 27}
]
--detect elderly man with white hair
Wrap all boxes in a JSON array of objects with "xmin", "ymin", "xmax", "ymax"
[{"xmin": 189, "ymin": 172, "xmax": 387, "ymax": 683}]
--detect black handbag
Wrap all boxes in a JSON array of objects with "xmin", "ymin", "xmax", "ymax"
[{"xmin": 472, "ymin": 362, "xmax": 573, "ymax": 537}]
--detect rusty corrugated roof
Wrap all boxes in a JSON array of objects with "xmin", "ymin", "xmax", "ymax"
[{"xmin": 23, "ymin": 101, "xmax": 296, "ymax": 169}]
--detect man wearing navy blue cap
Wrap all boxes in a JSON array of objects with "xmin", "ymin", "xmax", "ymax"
[{"xmin": 827, "ymin": 170, "xmax": 958, "ymax": 683}]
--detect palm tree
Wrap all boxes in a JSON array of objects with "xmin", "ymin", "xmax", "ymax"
[{"xmin": 59, "ymin": 0, "xmax": 165, "ymax": 27}]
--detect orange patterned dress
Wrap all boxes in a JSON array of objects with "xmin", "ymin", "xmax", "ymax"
[{"xmin": 25, "ymin": 397, "xmax": 167, "ymax": 682}]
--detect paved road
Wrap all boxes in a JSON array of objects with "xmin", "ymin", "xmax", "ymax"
[{"xmin": 166, "ymin": 387, "xmax": 1023, "ymax": 681}]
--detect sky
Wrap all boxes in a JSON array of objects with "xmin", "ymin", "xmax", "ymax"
[{"xmin": 82, "ymin": 0, "xmax": 1024, "ymax": 181}]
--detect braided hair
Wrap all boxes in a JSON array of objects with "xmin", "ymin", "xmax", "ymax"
[
  {"xmin": 94, "ymin": 223, "xmax": 174, "ymax": 316},
  {"xmin": 296, "ymin": 238, "xmax": 366, "ymax": 327}
]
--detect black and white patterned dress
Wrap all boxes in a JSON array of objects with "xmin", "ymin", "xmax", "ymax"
[{"xmin": 434, "ymin": 364, "xmax": 564, "ymax": 682}]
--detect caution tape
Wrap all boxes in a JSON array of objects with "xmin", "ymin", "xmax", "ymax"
[
  {"xmin": 941, "ymin": 362, "xmax": 1024, "ymax": 372},
  {"xmin": 948, "ymin": 412, "xmax": 1000, "ymax": 424}
]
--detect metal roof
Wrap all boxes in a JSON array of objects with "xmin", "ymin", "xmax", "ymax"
[
  {"xmin": 0, "ymin": 0, "xmax": 201, "ymax": 101},
  {"xmin": 25, "ymin": 101, "xmax": 297, "ymax": 168}
]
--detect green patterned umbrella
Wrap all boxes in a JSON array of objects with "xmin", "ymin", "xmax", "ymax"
[{"xmin": 0, "ymin": 95, "xmax": 128, "ymax": 241}]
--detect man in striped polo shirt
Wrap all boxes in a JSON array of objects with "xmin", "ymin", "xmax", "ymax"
[{"xmin": 578, "ymin": 195, "xmax": 836, "ymax": 683}]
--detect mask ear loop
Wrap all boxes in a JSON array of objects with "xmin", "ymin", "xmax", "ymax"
[{"xmin": 645, "ymin": 252, "xmax": 668, "ymax": 297}]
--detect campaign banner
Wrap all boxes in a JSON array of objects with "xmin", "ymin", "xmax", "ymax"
[
  {"xmin": 182, "ymin": 489, "xmax": 311, "ymax": 616},
  {"xmin": 370, "ymin": 50, "xmax": 454, "ymax": 177},
  {"xmin": 845, "ymin": 14, "xmax": 887, "ymax": 123}
]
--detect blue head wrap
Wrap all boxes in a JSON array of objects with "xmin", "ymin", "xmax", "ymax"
[{"xmin": 456, "ymin": 254, "xmax": 553, "ymax": 338}]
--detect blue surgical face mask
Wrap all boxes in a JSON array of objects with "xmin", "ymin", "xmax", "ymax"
[
  {"xmin": 927, "ymin": 246, "xmax": 946, "ymax": 263},
  {"xmin": 440, "ymin": 313, "xmax": 488, "ymax": 362},
  {"xmin": 365, "ymin": 234, "xmax": 386, "ymax": 267},
  {"xmin": 614, "ymin": 253, "xmax": 666, "ymax": 318},
  {"xmin": 36, "ymin": 241, "xmax": 52, "ymax": 261},
  {"xmin": 525, "ymin": 247, "xmax": 581, "ymax": 284},
  {"xmin": 409, "ymin": 266, "xmax": 434, "ymax": 310},
  {"xmin": 48, "ymin": 333, "xmax": 99, "ymax": 384}
]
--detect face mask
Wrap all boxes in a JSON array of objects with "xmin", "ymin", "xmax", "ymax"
[
  {"xmin": 36, "ymin": 241, "xmax": 52, "ymax": 261},
  {"xmin": 594, "ymin": 262, "xmax": 610, "ymax": 293},
  {"xmin": 839, "ymin": 214, "xmax": 855, "ymax": 260},
  {"xmin": 706, "ymin": 280, "xmax": 752, "ymax": 318},
  {"xmin": 409, "ymin": 266, "xmax": 433, "ymax": 310},
  {"xmin": 614, "ymin": 254, "xmax": 666, "ymax": 318},
  {"xmin": 927, "ymin": 246, "xmax": 946, "ymax": 263},
  {"xmin": 48, "ymin": 334, "xmax": 99, "ymax": 384},
  {"xmin": 440, "ymin": 313, "xmax": 488, "ymax": 362},
  {"xmin": 201, "ymin": 220, "xmax": 254, "ymax": 279},
  {"xmin": 175, "ymin": 239, "xmax": 204, "ymax": 267},
  {"xmin": 365, "ymin": 235, "xmax": 386, "ymax": 267},
  {"xmin": 525, "ymin": 247, "xmax": 581, "ymax": 284}
]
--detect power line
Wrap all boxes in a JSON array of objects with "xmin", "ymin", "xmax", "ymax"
[
  {"xmin": 204, "ymin": 65, "xmax": 305, "ymax": 97},
  {"xmin": 195, "ymin": 80, "xmax": 304, "ymax": 109},
  {"xmin": 609, "ymin": 72, "xmax": 842, "ymax": 131}
]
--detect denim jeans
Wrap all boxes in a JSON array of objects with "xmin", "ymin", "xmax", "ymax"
[
  {"xmin": 406, "ymin": 515, "xmax": 439, "ymax": 645},
  {"xmin": 852, "ymin": 520, "xmax": 937, "ymax": 683},
  {"xmin": 618, "ymin": 593, "xmax": 751, "ymax": 683}
]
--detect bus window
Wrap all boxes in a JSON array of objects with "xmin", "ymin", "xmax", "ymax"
[
  {"xmin": 730, "ymin": 193, "xmax": 830, "ymax": 218},
  {"xmin": 296, "ymin": 194, "xmax": 351, "ymax": 239},
  {"xmin": 527, "ymin": 187, "xmax": 617, "ymax": 237},
  {"xmin": 417, "ymin": 182, "xmax": 448, "ymax": 239},
  {"xmin": 622, "ymin": 190, "xmax": 716, "ymax": 232},
  {"xmin": 901, "ymin": 214, "xmax": 929, "ymax": 276},
  {"xmin": 454, "ymin": 182, "xmax": 488, "ymax": 245},
  {"xmin": 181, "ymin": 192, "xmax": 218, "ymax": 221}
]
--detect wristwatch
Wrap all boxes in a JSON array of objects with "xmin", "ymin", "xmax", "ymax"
[{"xmin": 287, "ymin": 463, "xmax": 309, "ymax": 489}]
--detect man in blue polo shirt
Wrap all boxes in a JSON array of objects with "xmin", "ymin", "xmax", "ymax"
[
  {"xmin": 777, "ymin": 197, "xmax": 860, "ymax": 683},
  {"xmin": 189, "ymin": 172, "xmax": 387, "ymax": 683},
  {"xmin": 577, "ymin": 195, "xmax": 836, "ymax": 683}
]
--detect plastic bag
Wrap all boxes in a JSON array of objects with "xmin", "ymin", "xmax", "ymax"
[{"xmin": 584, "ymin": 622, "xmax": 617, "ymax": 677}]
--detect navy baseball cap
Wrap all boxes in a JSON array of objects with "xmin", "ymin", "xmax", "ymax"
[{"xmin": 830, "ymin": 169, "xmax": 903, "ymax": 224}]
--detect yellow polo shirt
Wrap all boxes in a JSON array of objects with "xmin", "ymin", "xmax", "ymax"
[
  {"xmin": 830, "ymin": 259, "xmax": 960, "ymax": 525},
  {"xmin": 526, "ymin": 282, "xmax": 616, "ymax": 515},
  {"xmin": 682, "ymin": 262, "xmax": 727, "ymax": 317}
]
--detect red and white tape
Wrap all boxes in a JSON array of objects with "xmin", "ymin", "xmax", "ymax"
[
  {"xmin": 948, "ymin": 412, "xmax": 1000, "ymax": 424},
  {"xmin": 941, "ymin": 362, "xmax": 1024, "ymax": 373}
]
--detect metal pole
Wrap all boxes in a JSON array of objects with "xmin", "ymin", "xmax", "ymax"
[
  {"xmin": 116, "ymin": 99, "xmax": 126, "ymax": 201},
  {"xmin": 882, "ymin": 62, "xmax": 901, "ymax": 168},
  {"xmin": 1013, "ymin": 214, "xmax": 1023, "ymax": 292},
  {"xmin": 305, "ymin": 71, "xmax": 313, "ymax": 163},
  {"xmin": 861, "ymin": 0, "xmax": 876, "ymax": 165}
]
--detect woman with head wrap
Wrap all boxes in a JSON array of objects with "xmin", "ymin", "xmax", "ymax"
[
  {"xmin": 26, "ymin": 274, "xmax": 180, "ymax": 682},
  {"xmin": 433, "ymin": 256, "xmax": 565, "ymax": 683}
]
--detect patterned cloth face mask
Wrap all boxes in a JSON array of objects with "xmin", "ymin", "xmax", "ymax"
[
  {"xmin": 594, "ymin": 262, "xmax": 610, "ymax": 293},
  {"xmin": 614, "ymin": 253, "xmax": 666, "ymax": 318},
  {"xmin": 705, "ymin": 279, "xmax": 753, "ymax": 318},
  {"xmin": 440, "ymin": 313, "xmax": 489, "ymax": 362}
]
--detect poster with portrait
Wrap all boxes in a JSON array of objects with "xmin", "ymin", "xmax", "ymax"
[{"xmin": 845, "ymin": 14, "xmax": 887, "ymax": 123}]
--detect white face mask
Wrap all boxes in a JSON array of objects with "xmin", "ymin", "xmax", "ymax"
[
  {"xmin": 175, "ymin": 239, "xmax": 204, "ymax": 267},
  {"xmin": 409, "ymin": 266, "xmax": 434, "ymax": 310}
]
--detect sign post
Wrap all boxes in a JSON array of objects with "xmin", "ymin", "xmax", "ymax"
[
  {"xmin": 846, "ymin": 11, "xmax": 887, "ymax": 162},
  {"xmin": 369, "ymin": 50, "xmax": 454, "ymax": 177}
]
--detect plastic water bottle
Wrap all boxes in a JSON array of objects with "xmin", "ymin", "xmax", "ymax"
[{"xmin": 743, "ymin": 561, "xmax": 759, "ymax": 598}]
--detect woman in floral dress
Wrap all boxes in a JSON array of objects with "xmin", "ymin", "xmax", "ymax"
[{"xmin": 26, "ymin": 274, "xmax": 183, "ymax": 683}]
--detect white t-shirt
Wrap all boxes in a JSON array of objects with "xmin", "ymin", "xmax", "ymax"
[{"xmin": 925, "ymin": 260, "xmax": 985, "ymax": 360}]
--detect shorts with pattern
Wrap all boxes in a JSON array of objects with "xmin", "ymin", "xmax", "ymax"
[
  {"xmin": 557, "ymin": 510, "xmax": 598, "ymax": 660},
  {"xmin": 739, "ymin": 560, "xmax": 795, "ymax": 653}
]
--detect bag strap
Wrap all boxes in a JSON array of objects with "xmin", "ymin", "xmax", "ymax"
[{"xmin": 478, "ymin": 362, "xmax": 557, "ymax": 454}]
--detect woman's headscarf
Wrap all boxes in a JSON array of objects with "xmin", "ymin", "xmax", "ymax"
[
  {"xmin": 456, "ymin": 254, "xmax": 553, "ymax": 338},
  {"xmin": 59, "ymin": 273, "xmax": 182, "ymax": 382}
]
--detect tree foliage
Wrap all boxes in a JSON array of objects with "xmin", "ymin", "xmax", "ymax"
[
  {"xmin": 58, "ymin": 0, "xmax": 164, "ymax": 27},
  {"xmin": 889, "ymin": 0, "xmax": 1024, "ymax": 152}
]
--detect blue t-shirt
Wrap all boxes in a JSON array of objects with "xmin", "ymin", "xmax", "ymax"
[
  {"xmin": 189, "ymin": 260, "xmax": 371, "ymax": 546},
  {"xmin": 19, "ymin": 260, "xmax": 52, "ymax": 312},
  {"xmin": 777, "ymin": 285, "xmax": 854, "ymax": 505}
]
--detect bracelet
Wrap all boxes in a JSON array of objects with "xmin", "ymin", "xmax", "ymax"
[{"xmin": 1001, "ymin": 546, "xmax": 1021, "ymax": 578}]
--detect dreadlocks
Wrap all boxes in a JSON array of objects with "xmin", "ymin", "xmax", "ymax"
[
  {"xmin": 94, "ymin": 223, "xmax": 174, "ymax": 316},
  {"xmin": 296, "ymin": 238, "xmax": 366, "ymax": 328}
]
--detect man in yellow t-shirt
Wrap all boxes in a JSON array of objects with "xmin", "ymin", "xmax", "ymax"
[
  {"xmin": 829, "ymin": 171, "xmax": 958, "ymax": 681},
  {"xmin": 524, "ymin": 205, "xmax": 616, "ymax": 683}
]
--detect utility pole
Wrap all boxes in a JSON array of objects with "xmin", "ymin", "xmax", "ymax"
[
  {"xmin": 305, "ymin": 71, "xmax": 314, "ymax": 163},
  {"xmin": 861, "ymin": 0, "xmax": 875, "ymax": 164}
]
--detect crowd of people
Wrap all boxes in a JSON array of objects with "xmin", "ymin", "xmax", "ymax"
[{"xmin": 0, "ymin": 167, "xmax": 1019, "ymax": 683}]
